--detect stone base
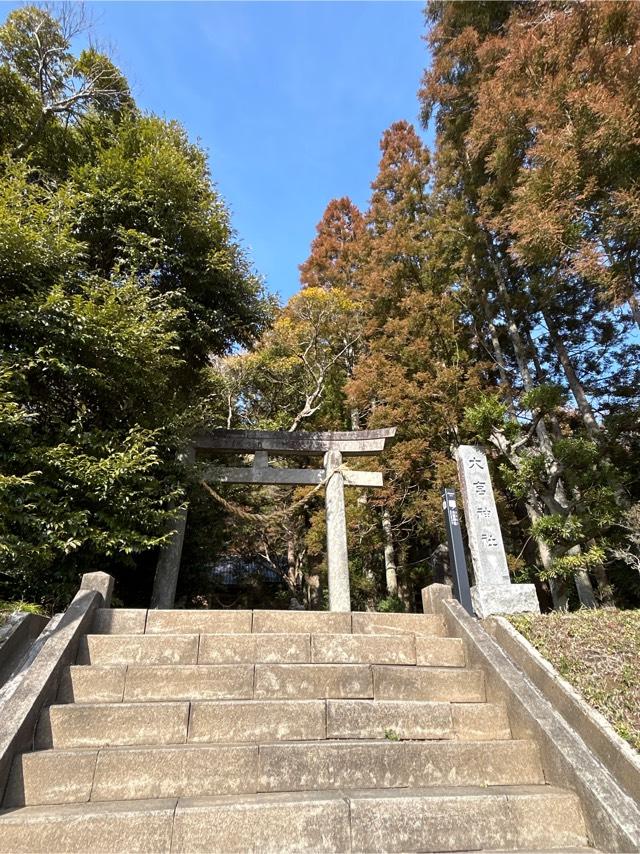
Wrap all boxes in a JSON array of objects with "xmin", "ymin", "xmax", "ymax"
[{"xmin": 471, "ymin": 583, "xmax": 540, "ymax": 619}]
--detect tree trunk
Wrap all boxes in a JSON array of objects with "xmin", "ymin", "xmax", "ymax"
[
  {"xmin": 480, "ymin": 292, "xmax": 516, "ymax": 416},
  {"xmin": 543, "ymin": 311, "xmax": 600, "ymax": 438},
  {"xmin": 524, "ymin": 498, "xmax": 568, "ymax": 609},
  {"xmin": 549, "ymin": 577, "xmax": 570, "ymax": 610},
  {"xmin": 381, "ymin": 508, "xmax": 398, "ymax": 596},
  {"xmin": 305, "ymin": 573, "xmax": 321, "ymax": 609},
  {"xmin": 629, "ymin": 293, "xmax": 640, "ymax": 330},
  {"xmin": 483, "ymin": 238, "xmax": 597, "ymax": 607}
]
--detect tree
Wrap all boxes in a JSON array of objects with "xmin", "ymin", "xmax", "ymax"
[
  {"xmin": 420, "ymin": 0, "xmax": 640, "ymax": 607},
  {"xmin": 0, "ymin": 5, "xmax": 270, "ymax": 607},
  {"xmin": 0, "ymin": 5, "xmax": 133, "ymax": 164}
]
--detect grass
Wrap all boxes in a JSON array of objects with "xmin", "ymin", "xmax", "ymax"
[
  {"xmin": 508, "ymin": 608, "xmax": 640, "ymax": 752},
  {"xmin": 0, "ymin": 600, "xmax": 46, "ymax": 628}
]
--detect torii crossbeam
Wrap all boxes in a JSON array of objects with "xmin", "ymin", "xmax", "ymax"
[{"xmin": 152, "ymin": 428, "xmax": 396, "ymax": 612}]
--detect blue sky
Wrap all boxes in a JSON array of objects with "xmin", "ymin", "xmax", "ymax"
[{"xmin": 2, "ymin": 1, "xmax": 431, "ymax": 301}]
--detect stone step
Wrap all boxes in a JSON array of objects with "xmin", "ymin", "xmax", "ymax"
[
  {"xmin": 255, "ymin": 663, "xmax": 484, "ymax": 701},
  {"xmin": 89, "ymin": 608, "xmax": 450, "ymax": 639},
  {"xmin": 37, "ymin": 697, "xmax": 511, "ymax": 748},
  {"xmin": 0, "ymin": 787, "xmax": 589, "ymax": 852},
  {"xmin": 59, "ymin": 664, "xmax": 255, "ymax": 703},
  {"xmin": 77, "ymin": 634, "xmax": 199, "ymax": 666},
  {"xmin": 7, "ymin": 739, "xmax": 543, "ymax": 805},
  {"xmin": 60, "ymin": 662, "xmax": 484, "ymax": 704},
  {"xmin": 36, "ymin": 701, "xmax": 191, "ymax": 749},
  {"xmin": 372, "ymin": 664, "xmax": 485, "ymax": 701},
  {"xmin": 351, "ymin": 612, "xmax": 447, "ymax": 636},
  {"xmin": 326, "ymin": 700, "xmax": 511, "ymax": 741},
  {"xmin": 257, "ymin": 738, "xmax": 543, "ymax": 794},
  {"xmin": 145, "ymin": 609, "xmax": 253, "ymax": 634},
  {"xmin": 77, "ymin": 630, "xmax": 462, "ymax": 667},
  {"xmin": 199, "ymin": 633, "xmax": 310, "ymax": 663},
  {"xmin": 310, "ymin": 633, "xmax": 465, "ymax": 666}
]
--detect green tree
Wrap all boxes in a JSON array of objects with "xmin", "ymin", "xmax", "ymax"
[{"xmin": 0, "ymin": 6, "xmax": 270, "ymax": 607}]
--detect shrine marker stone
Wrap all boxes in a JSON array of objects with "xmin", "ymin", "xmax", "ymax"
[{"xmin": 456, "ymin": 445, "xmax": 540, "ymax": 618}]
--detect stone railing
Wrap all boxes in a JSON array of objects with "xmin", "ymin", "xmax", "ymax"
[{"xmin": 0, "ymin": 572, "xmax": 114, "ymax": 802}]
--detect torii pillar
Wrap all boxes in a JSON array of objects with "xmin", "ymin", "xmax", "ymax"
[{"xmin": 324, "ymin": 449, "xmax": 350, "ymax": 611}]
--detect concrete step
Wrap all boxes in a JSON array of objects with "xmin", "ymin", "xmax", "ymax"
[
  {"xmin": 326, "ymin": 699, "xmax": 511, "ymax": 741},
  {"xmin": 145, "ymin": 609, "xmax": 252, "ymax": 634},
  {"xmin": 257, "ymin": 738, "xmax": 544, "ymax": 794},
  {"xmin": 36, "ymin": 701, "xmax": 191, "ymax": 749},
  {"xmin": 77, "ymin": 631, "xmax": 464, "ymax": 668},
  {"xmin": 0, "ymin": 787, "xmax": 589, "ymax": 852},
  {"xmin": 351, "ymin": 612, "xmax": 447, "ymax": 636},
  {"xmin": 6, "ymin": 739, "xmax": 543, "ymax": 805},
  {"xmin": 255, "ymin": 663, "xmax": 484, "ymax": 701},
  {"xmin": 37, "ymin": 697, "xmax": 512, "ymax": 747},
  {"xmin": 60, "ymin": 664, "xmax": 256, "ymax": 703},
  {"xmin": 309, "ymin": 633, "xmax": 465, "ymax": 666},
  {"xmin": 90, "ymin": 609, "xmax": 147, "ymax": 635},
  {"xmin": 60, "ymin": 662, "xmax": 484, "ymax": 704},
  {"xmin": 77, "ymin": 634, "xmax": 199, "ymax": 665},
  {"xmin": 89, "ymin": 608, "xmax": 449, "ymax": 639},
  {"xmin": 372, "ymin": 664, "xmax": 485, "ymax": 701},
  {"xmin": 188, "ymin": 699, "xmax": 328, "ymax": 743},
  {"xmin": 199, "ymin": 633, "xmax": 311, "ymax": 663}
]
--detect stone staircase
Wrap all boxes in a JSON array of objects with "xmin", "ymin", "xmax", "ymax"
[{"xmin": 0, "ymin": 609, "xmax": 595, "ymax": 852}]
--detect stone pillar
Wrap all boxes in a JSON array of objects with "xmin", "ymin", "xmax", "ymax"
[
  {"xmin": 79, "ymin": 572, "xmax": 114, "ymax": 607},
  {"xmin": 457, "ymin": 445, "xmax": 539, "ymax": 618},
  {"xmin": 150, "ymin": 445, "xmax": 195, "ymax": 610},
  {"xmin": 324, "ymin": 450, "xmax": 351, "ymax": 612}
]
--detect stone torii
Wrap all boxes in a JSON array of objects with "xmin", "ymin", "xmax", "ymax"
[{"xmin": 151, "ymin": 428, "xmax": 396, "ymax": 612}]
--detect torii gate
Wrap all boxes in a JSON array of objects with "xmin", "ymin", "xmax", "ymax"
[{"xmin": 152, "ymin": 428, "xmax": 396, "ymax": 612}]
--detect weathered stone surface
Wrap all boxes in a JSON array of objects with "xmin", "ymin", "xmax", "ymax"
[
  {"xmin": 57, "ymin": 665, "xmax": 125, "ymax": 704},
  {"xmin": 145, "ymin": 610, "xmax": 252, "ymax": 635},
  {"xmin": 415, "ymin": 635, "xmax": 465, "ymax": 667},
  {"xmin": 254, "ymin": 663, "xmax": 372, "ymax": 699},
  {"xmin": 4, "ymin": 749, "xmax": 98, "ymax": 806},
  {"xmin": 0, "ymin": 612, "xmax": 48, "ymax": 687},
  {"xmin": 0, "ymin": 587, "xmax": 101, "ymax": 800},
  {"xmin": 452, "ymin": 702, "xmax": 512, "ymax": 741},
  {"xmin": 90, "ymin": 609, "xmax": 147, "ymax": 635},
  {"xmin": 79, "ymin": 572, "xmax": 114, "ymax": 608},
  {"xmin": 91, "ymin": 744, "xmax": 258, "ymax": 800},
  {"xmin": 257, "ymin": 739, "xmax": 543, "ymax": 792},
  {"xmin": 188, "ymin": 700, "xmax": 326, "ymax": 743},
  {"xmin": 77, "ymin": 634, "xmax": 198, "ymax": 666},
  {"xmin": 324, "ymin": 449, "xmax": 351, "ymax": 612},
  {"xmin": 0, "ymin": 798, "xmax": 176, "ymax": 853},
  {"xmin": 509, "ymin": 786, "xmax": 589, "ymax": 849},
  {"xmin": 457, "ymin": 445, "xmax": 540, "ymax": 618},
  {"xmin": 37, "ymin": 701, "xmax": 189, "ymax": 749},
  {"xmin": 349, "ymin": 785, "xmax": 586, "ymax": 852},
  {"xmin": 471, "ymin": 582, "xmax": 540, "ymax": 619},
  {"xmin": 198, "ymin": 633, "xmax": 310, "ymax": 664},
  {"xmin": 171, "ymin": 791, "xmax": 350, "ymax": 853},
  {"xmin": 373, "ymin": 665, "xmax": 485, "ymax": 702},
  {"xmin": 326, "ymin": 699, "xmax": 453, "ymax": 740},
  {"xmin": 123, "ymin": 665, "xmax": 254, "ymax": 702},
  {"xmin": 252, "ymin": 611, "xmax": 351, "ymax": 634},
  {"xmin": 311, "ymin": 633, "xmax": 415, "ymax": 665},
  {"xmin": 351, "ymin": 612, "xmax": 446, "ymax": 636}
]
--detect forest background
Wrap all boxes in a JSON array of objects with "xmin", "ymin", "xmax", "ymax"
[{"xmin": 1, "ymin": 1, "xmax": 639, "ymax": 614}]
